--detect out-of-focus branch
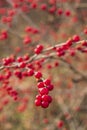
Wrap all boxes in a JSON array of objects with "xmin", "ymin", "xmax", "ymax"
[
  {"xmin": 0, "ymin": 23, "xmax": 22, "ymax": 39},
  {"xmin": 75, "ymin": 3, "xmax": 87, "ymax": 8},
  {"xmin": 0, "ymin": 40, "xmax": 87, "ymax": 85},
  {"xmin": 0, "ymin": 40, "xmax": 87, "ymax": 71},
  {"xmin": 6, "ymin": 0, "xmax": 39, "ymax": 29},
  {"xmin": 60, "ymin": 58, "xmax": 85, "ymax": 77}
]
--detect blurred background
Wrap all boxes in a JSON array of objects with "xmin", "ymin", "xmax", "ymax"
[{"xmin": 0, "ymin": 0, "xmax": 87, "ymax": 130}]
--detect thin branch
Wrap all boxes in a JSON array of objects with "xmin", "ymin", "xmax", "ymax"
[
  {"xmin": 75, "ymin": 3, "xmax": 87, "ymax": 8},
  {"xmin": 60, "ymin": 58, "xmax": 87, "ymax": 81}
]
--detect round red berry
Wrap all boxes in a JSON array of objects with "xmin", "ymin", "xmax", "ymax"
[
  {"xmin": 41, "ymin": 101, "xmax": 49, "ymax": 108},
  {"xmin": 34, "ymin": 71, "xmax": 42, "ymax": 79}
]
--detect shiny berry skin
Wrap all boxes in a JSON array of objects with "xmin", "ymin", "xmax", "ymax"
[
  {"xmin": 34, "ymin": 71, "xmax": 42, "ymax": 79},
  {"xmin": 44, "ymin": 79, "xmax": 51, "ymax": 86},
  {"xmin": 39, "ymin": 87, "xmax": 49, "ymax": 95},
  {"xmin": 73, "ymin": 35, "xmax": 80, "ymax": 42},
  {"xmin": 17, "ymin": 56, "xmax": 23, "ymax": 62},
  {"xmin": 47, "ymin": 95, "xmax": 52, "ymax": 103},
  {"xmin": 35, "ymin": 99, "xmax": 41, "ymax": 106},
  {"xmin": 46, "ymin": 84, "xmax": 54, "ymax": 91},
  {"xmin": 36, "ymin": 44, "xmax": 43, "ymax": 50},
  {"xmin": 82, "ymin": 41, "xmax": 87, "ymax": 46},
  {"xmin": 34, "ymin": 44, "xmax": 43, "ymax": 54},
  {"xmin": 19, "ymin": 62, "xmax": 26, "ymax": 68},
  {"xmin": 42, "ymin": 95, "xmax": 52, "ymax": 103},
  {"xmin": 37, "ymin": 82, "xmax": 44, "ymax": 88},
  {"xmin": 23, "ymin": 54, "xmax": 29, "ymax": 60},
  {"xmin": 14, "ymin": 70, "xmax": 22, "ymax": 79},
  {"xmin": 41, "ymin": 101, "xmax": 49, "ymax": 108},
  {"xmin": 36, "ymin": 94, "xmax": 42, "ymax": 100},
  {"xmin": 27, "ymin": 69, "xmax": 34, "ymax": 76}
]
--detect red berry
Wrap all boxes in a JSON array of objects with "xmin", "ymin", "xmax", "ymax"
[
  {"xmin": 23, "ymin": 54, "xmax": 29, "ymax": 60},
  {"xmin": 47, "ymin": 84, "xmax": 54, "ymax": 91},
  {"xmin": 36, "ymin": 94, "xmax": 42, "ymax": 100},
  {"xmin": 19, "ymin": 62, "xmax": 26, "ymax": 68},
  {"xmin": 37, "ymin": 82, "xmax": 44, "ymax": 88},
  {"xmin": 34, "ymin": 71, "xmax": 42, "ymax": 79},
  {"xmin": 82, "ymin": 41, "xmax": 87, "ymax": 46},
  {"xmin": 41, "ymin": 101, "xmax": 49, "ymax": 108},
  {"xmin": 14, "ymin": 70, "xmax": 22, "ymax": 79},
  {"xmin": 42, "ymin": 95, "xmax": 52, "ymax": 103},
  {"xmin": 73, "ymin": 35, "xmax": 80, "ymax": 42},
  {"xmin": 35, "ymin": 99, "xmax": 41, "ymax": 106},
  {"xmin": 27, "ymin": 69, "xmax": 34, "ymax": 76},
  {"xmin": 17, "ymin": 56, "xmax": 23, "ymax": 62},
  {"xmin": 69, "ymin": 49, "xmax": 76, "ymax": 56},
  {"xmin": 39, "ymin": 87, "xmax": 49, "ymax": 95},
  {"xmin": 44, "ymin": 79, "xmax": 51, "ymax": 86},
  {"xmin": 34, "ymin": 44, "xmax": 43, "ymax": 54}
]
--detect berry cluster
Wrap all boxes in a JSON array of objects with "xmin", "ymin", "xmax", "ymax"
[
  {"xmin": 35, "ymin": 79, "xmax": 53, "ymax": 108},
  {"xmin": 0, "ymin": 0, "xmax": 87, "ymax": 112}
]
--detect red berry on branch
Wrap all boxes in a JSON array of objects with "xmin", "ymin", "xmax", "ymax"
[
  {"xmin": 37, "ymin": 82, "xmax": 44, "ymax": 88},
  {"xmin": 84, "ymin": 28, "xmax": 87, "ymax": 34},
  {"xmin": 41, "ymin": 101, "xmax": 49, "ymax": 108},
  {"xmin": 73, "ymin": 35, "xmax": 80, "ymax": 42},
  {"xmin": 46, "ymin": 84, "xmax": 54, "ymax": 91},
  {"xmin": 34, "ymin": 44, "xmax": 44, "ymax": 54},
  {"xmin": 39, "ymin": 87, "xmax": 49, "ymax": 95},
  {"xmin": 34, "ymin": 71, "xmax": 42, "ymax": 79},
  {"xmin": 35, "ymin": 99, "xmax": 41, "ymax": 106},
  {"xmin": 19, "ymin": 62, "xmax": 26, "ymax": 68},
  {"xmin": 42, "ymin": 95, "xmax": 52, "ymax": 103},
  {"xmin": 23, "ymin": 36, "xmax": 32, "ymax": 44},
  {"xmin": 44, "ymin": 79, "xmax": 51, "ymax": 86},
  {"xmin": 36, "ymin": 94, "xmax": 42, "ymax": 100},
  {"xmin": 27, "ymin": 69, "xmax": 34, "ymax": 76}
]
